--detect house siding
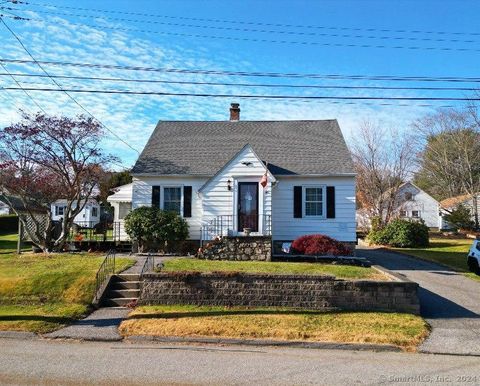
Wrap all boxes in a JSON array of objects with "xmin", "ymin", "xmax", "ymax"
[
  {"xmin": 132, "ymin": 176, "xmax": 206, "ymax": 240},
  {"xmin": 200, "ymin": 146, "xmax": 272, "ymax": 235},
  {"xmin": 271, "ymin": 176, "xmax": 356, "ymax": 242},
  {"xmin": 395, "ymin": 183, "xmax": 440, "ymax": 228},
  {"xmin": 51, "ymin": 200, "xmax": 100, "ymax": 225}
]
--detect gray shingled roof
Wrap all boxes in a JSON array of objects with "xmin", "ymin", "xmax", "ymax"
[{"xmin": 131, "ymin": 120, "xmax": 354, "ymax": 176}]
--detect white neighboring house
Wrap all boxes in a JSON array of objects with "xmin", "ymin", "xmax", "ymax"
[
  {"xmin": 106, "ymin": 183, "xmax": 132, "ymax": 240},
  {"xmin": 394, "ymin": 182, "xmax": 441, "ymax": 228},
  {"xmin": 356, "ymin": 182, "xmax": 441, "ymax": 230},
  {"xmin": 51, "ymin": 199, "xmax": 101, "ymax": 226},
  {"xmin": 440, "ymin": 193, "xmax": 480, "ymax": 229},
  {"xmin": 0, "ymin": 201, "xmax": 10, "ymax": 215},
  {"xmin": 127, "ymin": 104, "xmax": 357, "ymax": 252}
]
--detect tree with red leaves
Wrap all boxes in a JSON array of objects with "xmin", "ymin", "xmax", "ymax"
[{"xmin": 0, "ymin": 113, "xmax": 117, "ymax": 252}]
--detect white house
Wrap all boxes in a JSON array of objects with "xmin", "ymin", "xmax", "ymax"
[
  {"xmin": 128, "ymin": 103, "xmax": 357, "ymax": 253},
  {"xmin": 394, "ymin": 182, "xmax": 441, "ymax": 228},
  {"xmin": 107, "ymin": 183, "xmax": 133, "ymax": 240},
  {"xmin": 51, "ymin": 199, "xmax": 101, "ymax": 226},
  {"xmin": 440, "ymin": 193, "xmax": 480, "ymax": 229},
  {"xmin": 0, "ymin": 201, "xmax": 10, "ymax": 215},
  {"xmin": 356, "ymin": 182, "xmax": 441, "ymax": 230}
]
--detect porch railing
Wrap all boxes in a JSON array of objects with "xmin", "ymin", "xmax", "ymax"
[
  {"xmin": 200, "ymin": 214, "xmax": 271, "ymax": 247},
  {"xmin": 68, "ymin": 221, "xmax": 127, "ymax": 243}
]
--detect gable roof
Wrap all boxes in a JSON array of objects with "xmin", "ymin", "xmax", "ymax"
[
  {"xmin": 107, "ymin": 183, "xmax": 133, "ymax": 202},
  {"xmin": 440, "ymin": 193, "xmax": 474, "ymax": 209},
  {"xmin": 198, "ymin": 144, "xmax": 276, "ymax": 193},
  {"xmin": 131, "ymin": 120, "xmax": 354, "ymax": 176}
]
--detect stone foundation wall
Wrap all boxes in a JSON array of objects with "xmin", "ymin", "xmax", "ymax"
[
  {"xmin": 199, "ymin": 236, "xmax": 272, "ymax": 261},
  {"xmin": 140, "ymin": 271, "xmax": 420, "ymax": 314}
]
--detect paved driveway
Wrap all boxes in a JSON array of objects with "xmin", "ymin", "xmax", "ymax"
[{"xmin": 357, "ymin": 246, "xmax": 480, "ymax": 355}]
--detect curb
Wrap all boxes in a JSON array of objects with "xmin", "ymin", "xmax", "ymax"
[
  {"xmin": 124, "ymin": 335, "xmax": 402, "ymax": 352},
  {"xmin": 0, "ymin": 331, "xmax": 38, "ymax": 340}
]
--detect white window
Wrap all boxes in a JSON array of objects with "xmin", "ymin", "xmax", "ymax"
[
  {"xmin": 304, "ymin": 186, "xmax": 325, "ymax": 217},
  {"xmin": 163, "ymin": 187, "xmax": 182, "ymax": 215},
  {"xmin": 91, "ymin": 207, "xmax": 98, "ymax": 217},
  {"xmin": 411, "ymin": 210, "xmax": 420, "ymax": 218},
  {"xmin": 55, "ymin": 205, "xmax": 66, "ymax": 216}
]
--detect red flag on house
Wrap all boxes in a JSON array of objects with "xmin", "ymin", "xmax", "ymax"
[{"xmin": 260, "ymin": 163, "xmax": 268, "ymax": 188}]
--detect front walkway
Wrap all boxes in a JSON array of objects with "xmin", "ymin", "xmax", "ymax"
[{"xmin": 357, "ymin": 245, "xmax": 480, "ymax": 355}]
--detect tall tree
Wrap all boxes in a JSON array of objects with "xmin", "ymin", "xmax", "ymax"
[
  {"xmin": 413, "ymin": 108, "xmax": 480, "ymax": 227},
  {"xmin": 0, "ymin": 113, "xmax": 117, "ymax": 251},
  {"xmin": 352, "ymin": 121, "xmax": 414, "ymax": 227}
]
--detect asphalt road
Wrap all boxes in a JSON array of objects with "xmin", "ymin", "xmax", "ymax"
[
  {"xmin": 1, "ymin": 338, "xmax": 480, "ymax": 385},
  {"xmin": 356, "ymin": 245, "xmax": 480, "ymax": 355}
]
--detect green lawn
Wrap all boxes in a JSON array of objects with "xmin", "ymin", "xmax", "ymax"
[
  {"xmin": 0, "ymin": 233, "xmax": 135, "ymax": 333},
  {"xmin": 120, "ymin": 305, "xmax": 428, "ymax": 351},
  {"xmin": 392, "ymin": 237, "xmax": 480, "ymax": 281},
  {"xmin": 162, "ymin": 258, "xmax": 386, "ymax": 280}
]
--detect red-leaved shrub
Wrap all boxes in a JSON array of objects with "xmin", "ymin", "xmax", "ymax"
[{"xmin": 290, "ymin": 234, "xmax": 352, "ymax": 256}]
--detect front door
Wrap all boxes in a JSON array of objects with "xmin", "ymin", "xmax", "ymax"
[{"xmin": 238, "ymin": 182, "xmax": 259, "ymax": 232}]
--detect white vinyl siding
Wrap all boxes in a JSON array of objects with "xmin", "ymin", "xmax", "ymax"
[
  {"xmin": 272, "ymin": 176, "xmax": 356, "ymax": 242},
  {"xmin": 394, "ymin": 183, "xmax": 440, "ymax": 228}
]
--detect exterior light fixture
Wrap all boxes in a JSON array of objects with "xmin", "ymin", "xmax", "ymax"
[{"xmin": 227, "ymin": 179, "xmax": 232, "ymax": 191}]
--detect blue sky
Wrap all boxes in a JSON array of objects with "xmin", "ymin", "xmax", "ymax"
[{"xmin": 0, "ymin": 0, "xmax": 479, "ymax": 169}]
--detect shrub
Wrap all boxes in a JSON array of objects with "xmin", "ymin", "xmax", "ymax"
[
  {"xmin": 124, "ymin": 207, "xmax": 189, "ymax": 252},
  {"xmin": 368, "ymin": 219, "xmax": 429, "ymax": 248},
  {"xmin": 290, "ymin": 234, "xmax": 352, "ymax": 256},
  {"xmin": 443, "ymin": 204, "xmax": 474, "ymax": 231}
]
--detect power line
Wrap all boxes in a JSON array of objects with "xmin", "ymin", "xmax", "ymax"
[
  {"xmin": 9, "ymin": 6, "xmax": 479, "ymax": 45},
  {"xmin": 0, "ymin": 17, "xmax": 140, "ymax": 155},
  {"xmin": 12, "ymin": 15, "xmax": 480, "ymax": 53},
  {"xmin": 18, "ymin": 0, "xmax": 480, "ymax": 37},
  {"xmin": 1, "ymin": 58, "xmax": 479, "ymax": 83},
  {"xmin": 0, "ymin": 62, "xmax": 46, "ymax": 113},
  {"xmin": 2, "ymin": 86, "xmax": 478, "ymax": 102},
  {"xmin": 0, "ymin": 71, "xmax": 477, "ymax": 92}
]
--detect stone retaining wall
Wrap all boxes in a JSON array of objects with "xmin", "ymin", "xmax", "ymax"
[
  {"xmin": 199, "ymin": 236, "xmax": 272, "ymax": 261},
  {"xmin": 140, "ymin": 269, "xmax": 420, "ymax": 314}
]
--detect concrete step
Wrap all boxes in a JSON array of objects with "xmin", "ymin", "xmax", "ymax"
[
  {"xmin": 102, "ymin": 297, "xmax": 137, "ymax": 307},
  {"xmin": 115, "ymin": 273, "xmax": 141, "ymax": 281},
  {"xmin": 107, "ymin": 289, "xmax": 141, "ymax": 298},
  {"xmin": 112, "ymin": 281, "xmax": 141, "ymax": 290}
]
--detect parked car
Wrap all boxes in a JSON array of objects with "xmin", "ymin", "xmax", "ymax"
[{"xmin": 467, "ymin": 239, "xmax": 480, "ymax": 275}]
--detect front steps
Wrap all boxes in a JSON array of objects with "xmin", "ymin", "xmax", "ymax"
[{"xmin": 101, "ymin": 274, "xmax": 141, "ymax": 307}]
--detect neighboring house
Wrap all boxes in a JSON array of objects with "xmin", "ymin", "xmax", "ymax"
[
  {"xmin": 440, "ymin": 193, "xmax": 480, "ymax": 229},
  {"xmin": 394, "ymin": 182, "xmax": 441, "ymax": 229},
  {"xmin": 0, "ymin": 201, "xmax": 10, "ymax": 215},
  {"xmin": 355, "ymin": 182, "xmax": 441, "ymax": 230},
  {"xmin": 107, "ymin": 183, "xmax": 133, "ymax": 240},
  {"xmin": 51, "ymin": 199, "xmax": 101, "ymax": 226},
  {"xmin": 128, "ymin": 103, "xmax": 357, "ymax": 252}
]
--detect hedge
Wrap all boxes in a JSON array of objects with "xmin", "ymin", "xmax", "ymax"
[
  {"xmin": 0, "ymin": 215, "xmax": 18, "ymax": 235},
  {"xmin": 368, "ymin": 219, "xmax": 429, "ymax": 248}
]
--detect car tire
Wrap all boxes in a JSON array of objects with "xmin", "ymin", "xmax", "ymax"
[{"xmin": 468, "ymin": 256, "xmax": 480, "ymax": 275}]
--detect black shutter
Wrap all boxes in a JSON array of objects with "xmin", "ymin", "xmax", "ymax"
[
  {"xmin": 293, "ymin": 186, "xmax": 302, "ymax": 218},
  {"xmin": 152, "ymin": 186, "xmax": 160, "ymax": 208},
  {"xmin": 326, "ymin": 186, "xmax": 336, "ymax": 218},
  {"xmin": 183, "ymin": 186, "xmax": 192, "ymax": 218}
]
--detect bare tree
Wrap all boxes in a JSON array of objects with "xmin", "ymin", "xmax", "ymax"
[
  {"xmin": 0, "ymin": 112, "xmax": 117, "ymax": 251},
  {"xmin": 352, "ymin": 121, "xmax": 415, "ymax": 227},
  {"xmin": 413, "ymin": 108, "xmax": 480, "ymax": 228}
]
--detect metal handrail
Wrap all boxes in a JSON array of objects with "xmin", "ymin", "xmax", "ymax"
[
  {"xmin": 93, "ymin": 249, "xmax": 116, "ymax": 303},
  {"xmin": 200, "ymin": 214, "xmax": 272, "ymax": 246}
]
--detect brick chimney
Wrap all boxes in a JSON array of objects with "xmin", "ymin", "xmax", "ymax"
[{"xmin": 229, "ymin": 103, "xmax": 240, "ymax": 121}]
